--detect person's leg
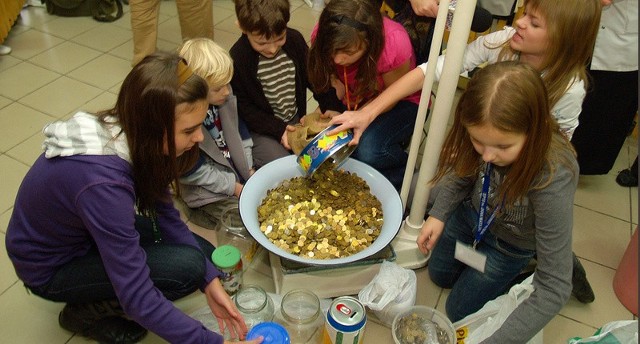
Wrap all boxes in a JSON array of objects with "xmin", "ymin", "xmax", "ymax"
[
  {"xmin": 445, "ymin": 230, "xmax": 535, "ymax": 322},
  {"xmin": 130, "ymin": 0, "xmax": 161, "ymax": 66},
  {"xmin": 31, "ymin": 224, "xmax": 211, "ymax": 303},
  {"xmin": 351, "ymin": 100, "xmax": 418, "ymax": 187},
  {"xmin": 175, "ymin": 0, "xmax": 213, "ymax": 41},
  {"xmin": 571, "ymin": 69, "xmax": 639, "ymax": 175},
  {"xmin": 428, "ymin": 201, "xmax": 477, "ymax": 289},
  {"xmin": 251, "ymin": 132, "xmax": 292, "ymax": 168}
]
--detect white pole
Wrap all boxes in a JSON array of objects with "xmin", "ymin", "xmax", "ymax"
[
  {"xmin": 399, "ymin": 0, "xmax": 451, "ymax": 206},
  {"xmin": 394, "ymin": 0, "xmax": 477, "ymax": 268}
]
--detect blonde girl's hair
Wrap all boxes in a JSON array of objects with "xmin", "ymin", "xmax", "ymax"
[
  {"xmin": 432, "ymin": 61, "xmax": 576, "ymax": 207},
  {"xmin": 308, "ymin": 0, "xmax": 384, "ymax": 102},
  {"xmin": 179, "ymin": 38, "xmax": 234, "ymax": 89},
  {"xmin": 497, "ymin": 0, "xmax": 601, "ymax": 109}
]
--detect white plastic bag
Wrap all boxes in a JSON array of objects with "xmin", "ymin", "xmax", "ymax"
[
  {"xmin": 453, "ymin": 274, "xmax": 543, "ymax": 344},
  {"xmin": 357, "ymin": 261, "xmax": 417, "ymax": 326},
  {"xmin": 568, "ymin": 320, "xmax": 638, "ymax": 344}
]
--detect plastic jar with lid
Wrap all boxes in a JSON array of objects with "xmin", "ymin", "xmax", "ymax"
[
  {"xmin": 274, "ymin": 289, "xmax": 324, "ymax": 344},
  {"xmin": 211, "ymin": 245, "xmax": 243, "ymax": 296},
  {"xmin": 234, "ymin": 284, "xmax": 275, "ymax": 330},
  {"xmin": 217, "ymin": 205, "xmax": 261, "ymax": 267}
]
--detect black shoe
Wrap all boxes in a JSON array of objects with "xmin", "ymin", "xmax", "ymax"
[
  {"xmin": 572, "ymin": 255, "xmax": 595, "ymax": 303},
  {"xmin": 616, "ymin": 168, "xmax": 638, "ymax": 187},
  {"xmin": 59, "ymin": 304, "xmax": 147, "ymax": 344}
]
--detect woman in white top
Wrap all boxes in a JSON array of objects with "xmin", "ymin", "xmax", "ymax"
[
  {"xmin": 571, "ymin": 0, "xmax": 639, "ymax": 175},
  {"xmin": 329, "ymin": 0, "xmax": 602, "ymax": 142}
]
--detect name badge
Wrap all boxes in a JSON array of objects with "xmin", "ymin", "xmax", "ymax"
[{"xmin": 454, "ymin": 241, "xmax": 487, "ymax": 273}]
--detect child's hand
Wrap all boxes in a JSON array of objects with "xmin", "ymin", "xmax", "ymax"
[
  {"xmin": 322, "ymin": 110, "xmax": 340, "ymax": 120},
  {"xmin": 409, "ymin": 0, "xmax": 439, "ymax": 17},
  {"xmin": 281, "ymin": 125, "xmax": 297, "ymax": 150},
  {"xmin": 331, "ymin": 76, "xmax": 346, "ymax": 100},
  {"xmin": 416, "ymin": 216, "xmax": 445, "ymax": 255},
  {"xmin": 234, "ymin": 182, "xmax": 243, "ymax": 197}
]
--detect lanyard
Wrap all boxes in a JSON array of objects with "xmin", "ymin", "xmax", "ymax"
[
  {"xmin": 474, "ymin": 163, "xmax": 499, "ymax": 249},
  {"xmin": 151, "ymin": 215, "xmax": 162, "ymax": 244},
  {"xmin": 343, "ymin": 66, "xmax": 359, "ymax": 111}
]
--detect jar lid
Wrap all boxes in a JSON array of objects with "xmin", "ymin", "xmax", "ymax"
[
  {"xmin": 211, "ymin": 245, "xmax": 241, "ymax": 269},
  {"xmin": 246, "ymin": 322, "xmax": 290, "ymax": 344}
]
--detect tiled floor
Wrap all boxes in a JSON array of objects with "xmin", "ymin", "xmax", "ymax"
[{"xmin": 0, "ymin": 1, "xmax": 637, "ymax": 343}]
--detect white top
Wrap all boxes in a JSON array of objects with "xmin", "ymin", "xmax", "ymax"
[
  {"xmin": 591, "ymin": 0, "xmax": 638, "ymax": 72},
  {"xmin": 418, "ymin": 27, "xmax": 585, "ymax": 139}
]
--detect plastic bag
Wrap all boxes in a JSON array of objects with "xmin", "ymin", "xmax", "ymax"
[
  {"xmin": 568, "ymin": 320, "xmax": 638, "ymax": 344},
  {"xmin": 453, "ymin": 274, "xmax": 543, "ymax": 344},
  {"xmin": 357, "ymin": 261, "xmax": 417, "ymax": 326}
]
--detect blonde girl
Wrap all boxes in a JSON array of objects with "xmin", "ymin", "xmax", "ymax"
[{"xmin": 331, "ymin": 0, "xmax": 602, "ymax": 141}]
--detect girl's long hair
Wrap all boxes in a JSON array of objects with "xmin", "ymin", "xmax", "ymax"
[
  {"xmin": 433, "ymin": 61, "xmax": 576, "ymax": 206},
  {"xmin": 308, "ymin": 0, "xmax": 384, "ymax": 102},
  {"xmin": 497, "ymin": 0, "xmax": 601, "ymax": 108},
  {"xmin": 98, "ymin": 52, "xmax": 207, "ymax": 216}
]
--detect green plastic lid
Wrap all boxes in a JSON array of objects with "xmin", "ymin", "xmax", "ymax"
[{"xmin": 211, "ymin": 245, "xmax": 241, "ymax": 269}]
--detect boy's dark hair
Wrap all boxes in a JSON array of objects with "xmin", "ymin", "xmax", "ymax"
[{"xmin": 234, "ymin": 0, "xmax": 290, "ymax": 38}]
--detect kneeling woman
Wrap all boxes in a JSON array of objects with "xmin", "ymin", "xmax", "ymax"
[{"xmin": 6, "ymin": 52, "xmax": 260, "ymax": 344}]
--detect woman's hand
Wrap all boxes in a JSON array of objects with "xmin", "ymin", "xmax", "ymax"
[
  {"xmin": 331, "ymin": 75, "xmax": 346, "ymax": 100},
  {"xmin": 204, "ymin": 278, "xmax": 248, "ymax": 341},
  {"xmin": 409, "ymin": 0, "xmax": 439, "ymax": 17},
  {"xmin": 416, "ymin": 216, "xmax": 445, "ymax": 255},
  {"xmin": 328, "ymin": 109, "xmax": 376, "ymax": 146}
]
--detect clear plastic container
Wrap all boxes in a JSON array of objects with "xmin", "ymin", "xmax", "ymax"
[
  {"xmin": 392, "ymin": 306, "xmax": 455, "ymax": 344},
  {"xmin": 234, "ymin": 284, "xmax": 275, "ymax": 330},
  {"xmin": 218, "ymin": 205, "xmax": 261, "ymax": 268},
  {"xmin": 274, "ymin": 289, "xmax": 324, "ymax": 344}
]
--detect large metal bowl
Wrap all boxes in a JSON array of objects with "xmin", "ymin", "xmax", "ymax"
[{"xmin": 238, "ymin": 155, "xmax": 403, "ymax": 266}]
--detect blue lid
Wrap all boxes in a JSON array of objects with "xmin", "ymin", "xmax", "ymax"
[{"xmin": 246, "ymin": 322, "xmax": 290, "ymax": 344}]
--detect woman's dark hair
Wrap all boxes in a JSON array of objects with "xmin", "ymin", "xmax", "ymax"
[{"xmin": 99, "ymin": 52, "xmax": 207, "ymax": 216}]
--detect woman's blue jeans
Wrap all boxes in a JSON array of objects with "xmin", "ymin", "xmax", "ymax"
[
  {"xmin": 28, "ymin": 216, "xmax": 215, "ymax": 304},
  {"xmin": 428, "ymin": 201, "xmax": 535, "ymax": 322},
  {"xmin": 351, "ymin": 100, "xmax": 418, "ymax": 189}
]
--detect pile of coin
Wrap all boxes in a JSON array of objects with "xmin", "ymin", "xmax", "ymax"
[{"xmin": 257, "ymin": 162, "xmax": 383, "ymax": 259}]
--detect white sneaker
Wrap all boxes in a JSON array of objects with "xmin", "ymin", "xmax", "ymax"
[{"xmin": 0, "ymin": 45, "xmax": 12, "ymax": 55}]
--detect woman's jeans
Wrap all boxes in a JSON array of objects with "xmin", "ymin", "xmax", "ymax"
[
  {"xmin": 28, "ymin": 216, "xmax": 215, "ymax": 304},
  {"xmin": 428, "ymin": 201, "xmax": 535, "ymax": 322},
  {"xmin": 351, "ymin": 100, "xmax": 418, "ymax": 189}
]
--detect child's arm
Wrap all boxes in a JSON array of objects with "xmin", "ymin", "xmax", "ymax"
[
  {"xmin": 489, "ymin": 155, "xmax": 577, "ymax": 342},
  {"xmin": 328, "ymin": 67, "xmax": 425, "ymax": 144},
  {"xmin": 237, "ymin": 118, "xmax": 254, "ymax": 170},
  {"xmin": 180, "ymin": 160, "xmax": 237, "ymax": 198}
]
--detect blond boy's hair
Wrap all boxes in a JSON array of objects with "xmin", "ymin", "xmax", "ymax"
[{"xmin": 178, "ymin": 38, "xmax": 233, "ymax": 88}]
